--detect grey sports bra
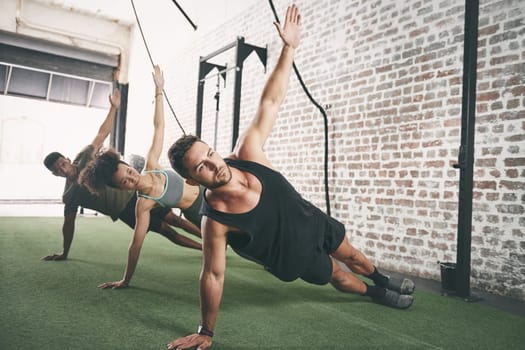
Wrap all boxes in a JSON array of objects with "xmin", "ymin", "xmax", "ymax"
[{"xmin": 137, "ymin": 169, "xmax": 184, "ymax": 208}]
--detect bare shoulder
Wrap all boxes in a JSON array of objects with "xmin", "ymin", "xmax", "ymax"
[
  {"xmin": 136, "ymin": 196, "xmax": 156, "ymax": 212},
  {"xmin": 231, "ymin": 145, "xmax": 274, "ymax": 169},
  {"xmin": 238, "ymin": 151, "xmax": 274, "ymax": 169}
]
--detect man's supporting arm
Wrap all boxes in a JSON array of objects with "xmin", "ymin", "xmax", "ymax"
[
  {"xmin": 41, "ymin": 211, "xmax": 76, "ymax": 260},
  {"xmin": 167, "ymin": 217, "xmax": 228, "ymax": 350},
  {"xmin": 199, "ymin": 218, "xmax": 228, "ymax": 334}
]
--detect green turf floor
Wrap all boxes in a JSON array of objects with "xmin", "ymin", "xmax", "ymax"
[{"xmin": 1, "ymin": 216, "xmax": 524, "ymax": 349}]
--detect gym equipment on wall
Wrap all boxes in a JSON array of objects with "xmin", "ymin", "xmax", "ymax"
[{"xmin": 196, "ymin": 36, "xmax": 267, "ymax": 150}]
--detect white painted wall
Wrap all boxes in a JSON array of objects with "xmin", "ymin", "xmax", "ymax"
[
  {"xmin": 0, "ymin": 95, "xmax": 110, "ymax": 200},
  {"xmin": 0, "ymin": 0, "xmax": 133, "ymax": 205},
  {"xmin": 0, "ymin": 0, "xmax": 258, "ymax": 211}
]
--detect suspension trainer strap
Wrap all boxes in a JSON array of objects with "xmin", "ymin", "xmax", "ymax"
[{"xmin": 130, "ymin": 0, "xmax": 187, "ymax": 135}]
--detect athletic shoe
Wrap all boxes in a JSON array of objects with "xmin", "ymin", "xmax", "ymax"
[
  {"xmin": 373, "ymin": 289, "xmax": 414, "ymax": 309},
  {"xmin": 386, "ymin": 276, "xmax": 415, "ymax": 295}
]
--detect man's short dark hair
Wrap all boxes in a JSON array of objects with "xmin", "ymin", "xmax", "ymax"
[
  {"xmin": 43, "ymin": 152, "xmax": 65, "ymax": 171},
  {"xmin": 168, "ymin": 134, "xmax": 201, "ymax": 179}
]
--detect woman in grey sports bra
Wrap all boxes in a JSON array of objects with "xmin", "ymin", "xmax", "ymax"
[{"xmin": 80, "ymin": 65, "xmax": 203, "ymax": 289}]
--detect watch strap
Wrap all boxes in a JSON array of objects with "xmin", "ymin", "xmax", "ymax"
[{"xmin": 197, "ymin": 325, "xmax": 214, "ymax": 337}]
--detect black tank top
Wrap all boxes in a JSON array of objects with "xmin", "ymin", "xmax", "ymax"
[{"xmin": 201, "ymin": 159, "xmax": 339, "ymax": 282}]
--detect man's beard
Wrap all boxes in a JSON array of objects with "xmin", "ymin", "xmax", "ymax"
[{"xmin": 208, "ymin": 166, "xmax": 232, "ymax": 189}]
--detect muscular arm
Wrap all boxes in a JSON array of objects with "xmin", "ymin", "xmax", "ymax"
[
  {"xmin": 98, "ymin": 198, "xmax": 152, "ymax": 289},
  {"xmin": 90, "ymin": 88, "xmax": 121, "ymax": 152},
  {"xmin": 233, "ymin": 4, "xmax": 301, "ymax": 165},
  {"xmin": 167, "ymin": 217, "xmax": 228, "ymax": 350},
  {"xmin": 41, "ymin": 211, "xmax": 76, "ymax": 261},
  {"xmin": 145, "ymin": 65, "xmax": 165, "ymax": 171},
  {"xmin": 199, "ymin": 217, "xmax": 228, "ymax": 333},
  {"xmin": 61, "ymin": 211, "xmax": 76, "ymax": 258}
]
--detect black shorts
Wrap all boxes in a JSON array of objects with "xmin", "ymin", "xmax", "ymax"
[
  {"xmin": 117, "ymin": 194, "xmax": 171, "ymax": 233},
  {"xmin": 300, "ymin": 215, "xmax": 346, "ymax": 285}
]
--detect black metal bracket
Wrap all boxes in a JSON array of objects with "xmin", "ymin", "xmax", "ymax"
[
  {"xmin": 198, "ymin": 62, "xmax": 227, "ymax": 85},
  {"xmin": 452, "ymin": 145, "xmax": 466, "ymax": 169},
  {"xmin": 196, "ymin": 36, "xmax": 267, "ymax": 150}
]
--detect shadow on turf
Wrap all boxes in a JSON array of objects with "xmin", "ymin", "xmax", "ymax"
[
  {"xmin": 111, "ymin": 268, "xmax": 371, "ymax": 310},
  {"xmin": 56, "ymin": 257, "xmax": 121, "ymax": 269}
]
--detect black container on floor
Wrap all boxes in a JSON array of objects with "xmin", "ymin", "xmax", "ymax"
[{"xmin": 439, "ymin": 262, "xmax": 457, "ymax": 295}]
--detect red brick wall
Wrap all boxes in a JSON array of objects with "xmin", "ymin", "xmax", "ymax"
[{"xmin": 161, "ymin": 0, "xmax": 525, "ymax": 300}]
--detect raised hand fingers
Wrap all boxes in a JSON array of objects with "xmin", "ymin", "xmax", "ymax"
[
  {"xmin": 273, "ymin": 21, "xmax": 284, "ymax": 37},
  {"xmin": 286, "ymin": 4, "xmax": 300, "ymax": 25},
  {"xmin": 152, "ymin": 65, "xmax": 164, "ymax": 87},
  {"xmin": 109, "ymin": 88, "xmax": 121, "ymax": 107},
  {"xmin": 284, "ymin": 4, "xmax": 292, "ymax": 24},
  {"xmin": 154, "ymin": 64, "xmax": 163, "ymax": 77},
  {"xmin": 275, "ymin": 4, "xmax": 301, "ymax": 48}
]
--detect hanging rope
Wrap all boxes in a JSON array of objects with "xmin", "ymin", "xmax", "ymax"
[
  {"xmin": 170, "ymin": 0, "xmax": 198, "ymax": 30},
  {"xmin": 130, "ymin": 0, "xmax": 187, "ymax": 135},
  {"xmin": 267, "ymin": 0, "xmax": 331, "ymax": 216}
]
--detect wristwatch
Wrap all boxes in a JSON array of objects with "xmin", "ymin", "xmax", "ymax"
[{"xmin": 197, "ymin": 325, "xmax": 214, "ymax": 337}]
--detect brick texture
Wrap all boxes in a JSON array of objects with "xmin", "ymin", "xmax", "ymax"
[{"xmin": 158, "ymin": 0, "xmax": 525, "ymax": 300}]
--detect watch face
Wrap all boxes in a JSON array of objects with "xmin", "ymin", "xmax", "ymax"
[{"xmin": 197, "ymin": 325, "xmax": 213, "ymax": 337}]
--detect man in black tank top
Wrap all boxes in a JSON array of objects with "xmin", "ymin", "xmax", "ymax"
[{"xmin": 167, "ymin": 5, "xmax": 414, "ymax": 350}]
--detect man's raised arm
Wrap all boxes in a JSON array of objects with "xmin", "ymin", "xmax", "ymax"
[
  {"xmin": 90, "ymin": 88, "xmax": 121, "ymax": 152},
  {"xmin": 234, "ymin": 4, "xmax": 301, "ymax": 163}
]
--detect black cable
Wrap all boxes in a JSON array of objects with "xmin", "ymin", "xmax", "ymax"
[
  {"xmin": 130, "ymin": 0, "xmax": 186, "ymax": 135},
  {"xmin": 171, "ymin": 0, "xmax": 198, "ymax": 30},
  {"xmin": 267, "ymin": 0, "xmax": 331, "ymax": 216}
]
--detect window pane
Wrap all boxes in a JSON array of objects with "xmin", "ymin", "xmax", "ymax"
[
  {"xmin": 89, "ymin": 82, "xmax": 111, "ymax": 108},
  {"xmin": 8, "ymin": 67, "xmax": 49, "ymax": 98},
  {"xmin": 0, "ymin": 64, "xmax": 6, "ymax": 93},
  {"xmin": 49, "ymin": 75, "xmax": 89, "ymax": 105}
]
